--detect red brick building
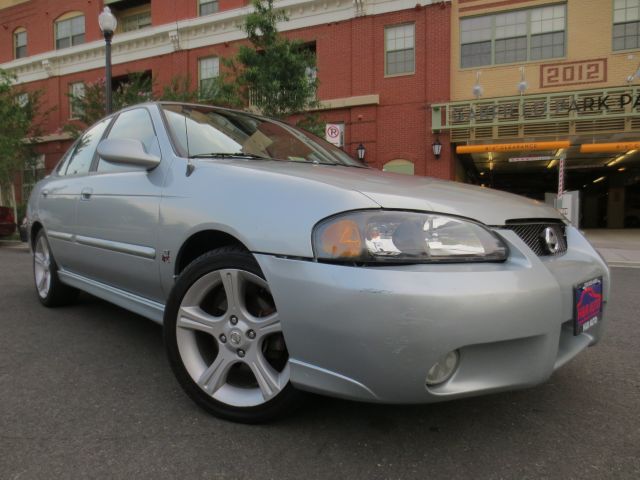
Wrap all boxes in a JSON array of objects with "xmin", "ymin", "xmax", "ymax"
[{"xmin": 0, "ymin": 0, "xmax": 451, "ymax": 204}]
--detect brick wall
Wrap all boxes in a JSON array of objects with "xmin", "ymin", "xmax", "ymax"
[
  {"xmin": 4, "ymin": 1, "xmax": 453, "ymax": 204},
  {"xmin": 0, "ymin": 0, "xmax": 250, "ymax": 62},
  {"xmin": 0, "ymin": 0, "xmax": 104, "ymax": 63}
]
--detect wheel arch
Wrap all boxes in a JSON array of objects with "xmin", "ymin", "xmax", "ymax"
[
  {"xmin": 30, "ymin": 221, "xmax": 44, "ymax": 251},
  {"xmin": 174, "ymin": 229, "xmax": 249, "ymax": 276}
]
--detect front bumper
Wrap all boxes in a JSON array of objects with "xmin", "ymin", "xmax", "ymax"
[{"xmin": 255, "ymin": 226, "xmax": 609, "ymax": 403}]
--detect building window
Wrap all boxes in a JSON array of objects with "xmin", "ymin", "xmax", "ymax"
[
  {"xmin": 460, "ymin": 16, "xmax": 492, "ymax": 68},
  {"xmin": 55, "ymin": 14, "xmax": 85, "ymax": 50},
  {"xmin": 14, "ymin": 29, "xmax": 27, "ymax": 59},
  {"xmin": 460, "ymin": 4, "xmax": 566, "ymax": 68},
  {"xmin": 16, "ymin": 93, "xmax": 29, "ymax": 108},
  {"xmin": 69, "ymin": 82, "xmax": 85, "ymax": 119},
  {"xmin": 23, "ymin": 154, "xmax": 46, "ymax": 201},
  {"xmin": 199, "ymin": 0, "xmax": 219, "ymax": 16},
  {"xmin": 494, "ymin": 11, "xmax": 527, "ymax": 64},
  {"xmin": 199, "ymin": 57, "xmax": 220, "ymax": 97},
  {"xmin": 614, "ymin": 0, "xmax": 640, "ymax": 51},
  {"xmin": 122, "ymin": 11, "xmax": 152, "ymax": 32},
  {"xmin": 385, "ymin": 24, "xmax": 415, "ymax": 76}
]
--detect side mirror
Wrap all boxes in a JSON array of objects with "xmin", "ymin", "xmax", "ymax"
[{"xmin": 97, "ymin": 138, "xmax": 161, "ymax": 170}]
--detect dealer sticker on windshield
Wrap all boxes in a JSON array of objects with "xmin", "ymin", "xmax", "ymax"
[{"xmin": 573, "ymin": 277, "xmax": 603, "ymax": 335}]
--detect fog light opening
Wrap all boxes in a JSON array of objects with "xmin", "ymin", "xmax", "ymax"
[{"xmin": 425, "ymin": 350, "xmax": 459, "ymax": 386}]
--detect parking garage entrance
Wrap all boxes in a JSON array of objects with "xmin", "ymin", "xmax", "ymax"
[
  {"xmin": 453, "ymin": 140, "xmax": 640, "ymax": 229},
  {"xmin": 432, "ymin": 86, "xmax": 640, "ymax": 229}
]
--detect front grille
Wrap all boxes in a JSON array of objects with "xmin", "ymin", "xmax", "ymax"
[{"xmin": 501, "ymin": 222, "xmax": 567, "ymax": 257}]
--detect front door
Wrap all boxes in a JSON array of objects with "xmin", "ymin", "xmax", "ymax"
[{"xmin": 73, "ymin": 107, "xmax": 167, "ymax": 302}]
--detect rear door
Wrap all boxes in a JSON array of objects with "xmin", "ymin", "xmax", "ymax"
[
  {"xmin": 37, "ymin": 119, "xmax": 111, "ymax": 271},
  {"xmin": 73, "ymin": 107, "xmax": 166, "ymax": 302}
]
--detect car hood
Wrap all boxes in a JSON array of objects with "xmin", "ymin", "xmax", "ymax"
[{"xmin": 214, "ymin": 160, "xmax": 564, "ymax": 225}]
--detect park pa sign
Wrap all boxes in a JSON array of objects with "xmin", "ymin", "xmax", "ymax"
[{"xmin": 451, "ymin": 92, "xmax": 640, "ymax": 124}]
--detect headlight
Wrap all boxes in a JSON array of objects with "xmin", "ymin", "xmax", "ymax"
[{"xmin": 312, "ymin": 210, "xmax": 508, "ymax": 264}]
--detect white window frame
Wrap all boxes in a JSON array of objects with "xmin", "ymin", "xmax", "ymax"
[
  {"xmin": 613, "ymin": 0, "xmax": 640, "ymax": 51},
  {"xmin": 199, "ymin": 0, "xmax": 219, "ymax": 16},
  {"xmin": 69, "ymin": 82, "xmax": 85, "ymax": 119},
  {"xmin": 122, "ymin": 10, "xmax": 152, "ymax": 32},
  {"xmin": 460, "ymin": 4, "xmax": 566, "ymax": 69},
  {"xmin": 55, "ymin": 14, "xmax": 85, "ymax": 50},
  {"xmin": 16, "ymin": 93, "xmax": 29, "ymax": 108},
  {"xmin": 198, "ymin": 56, "xmax": 220, "ymax": 97},
  {"xmin": 14, "ymin": 29, "xmax": 27, "ymax": 59},
  {"xmin": 384, "ymin": 23, "xmax": 416, "ymax": 77}
]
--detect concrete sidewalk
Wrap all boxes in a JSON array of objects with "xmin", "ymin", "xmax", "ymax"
[{"xmin": 583, "ymin": 229, "xmax": 640, "ymax": 268}]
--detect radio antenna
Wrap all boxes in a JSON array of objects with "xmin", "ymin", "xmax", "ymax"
[{"xmin": 184, "ymin": 108, "xmax": 194, "ymax": 176}]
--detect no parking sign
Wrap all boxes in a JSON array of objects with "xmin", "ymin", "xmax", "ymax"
[{"xmin": 325, "ymin": 123, "xmax": 344, "ymax": 147}]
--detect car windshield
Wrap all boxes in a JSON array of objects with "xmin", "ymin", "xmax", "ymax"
[{"xmin": 161, "ymin": 104, "xmax": 365, "ymax": 167}]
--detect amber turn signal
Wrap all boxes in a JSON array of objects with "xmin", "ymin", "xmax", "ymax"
[{"xmin": 320, "ymin": 219, "xmax": 362, "ymax": 258}]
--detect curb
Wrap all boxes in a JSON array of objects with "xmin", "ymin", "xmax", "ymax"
[
  {"xmin": 0, "ymin": 240, "xmax": 29, "ymax": 250},
  {"xmin": 608, "ymin": 262, "xmax": 640, "ymax": 268}
]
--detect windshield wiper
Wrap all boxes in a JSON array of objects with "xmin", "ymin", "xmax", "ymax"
[{"xmin": 188, "ymin": 152, "xmax": 269, "ymax": 160}]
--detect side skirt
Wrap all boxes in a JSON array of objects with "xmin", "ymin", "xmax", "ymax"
[{"xmin": 57, "ymin": 269, "xmax": 165, "ymax": 324}]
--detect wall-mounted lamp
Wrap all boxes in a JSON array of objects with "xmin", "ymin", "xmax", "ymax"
[
  {"xmin": 472, "ymin": 71, "xmax": 483, "ymax": 99},
  {"xmin": 432, "ymin": 138, "xmax": 442, "ymax": 159},
  {"xmin": 356, "ymin": 143, "xmax": 366, "ymax": 162},
  {"xmin": 517, "ymin": 66, "xmax": 528, "ymax": 95}
]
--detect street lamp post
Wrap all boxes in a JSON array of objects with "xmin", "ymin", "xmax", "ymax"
[{"xmin": 98, "ymin": 7, "xmax": 117, "ymax": 115}]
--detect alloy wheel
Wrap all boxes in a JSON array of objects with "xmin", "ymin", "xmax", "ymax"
[
  {"xmin": 34, "ymin": 235, "xmax": 52, "ymax": 299},
  {"xmin": 175, "ymin": 268, "xmax": 290, "ymax": 407}
]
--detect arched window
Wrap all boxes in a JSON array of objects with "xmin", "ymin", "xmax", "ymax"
[
  {"xmin": 55, "ymin": 12, "xmax": 85, "ymax": 49},
  {"xmin": 383, "ymin": 159, "xmax": 415, "ymax": 175},
  {"xmin": 14, "ymin": 27, "xmax": 27, "ymax": 59}
]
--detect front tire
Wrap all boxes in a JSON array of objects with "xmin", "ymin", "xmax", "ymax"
[
  {"xmin": 33, "ymin": 230, "xmax": 78, "ymax": 307},
  {"xmin": 164, "ymin": 247, "xmax": 299, "ymax": 423}
]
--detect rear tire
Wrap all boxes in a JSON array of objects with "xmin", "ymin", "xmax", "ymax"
[
  {"xmin": 33, "ymin": 230, "xmax": 79, "ymax": 307},
  {"xmin": 164, "ymin": 246, "xmax": 300, "ymax": 423}
]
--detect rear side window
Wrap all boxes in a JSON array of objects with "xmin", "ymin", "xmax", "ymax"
[
  {"xmin": 97, "ymin": 108, "xmax": 159, "ymax": 173},
  {"xmin": 62, "ymin": 118, "xmax": 110, "ymax": 176},
  {"xmin": 56, "ymin": 144, "xmax": 76, "ymax": 175}
]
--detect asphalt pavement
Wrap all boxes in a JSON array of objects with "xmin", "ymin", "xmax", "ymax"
[{"xmin": 1, "ymin": 246, "xmax": 639, "ymax": 480}]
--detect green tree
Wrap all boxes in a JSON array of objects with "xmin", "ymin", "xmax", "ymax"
[
  {"xmin": 229, "ymin": 0, "xmax": 323, "ymax": 133},
  {"xmin": 65, "ymin": 79, "xmax": 107, "ymax": 136},
  {"xmin": 66, "ymin": 1, "xmax": 326, "ymax": 137},
  {"xmin": 160, "ymin": 75, "xmax": 200, "ymax": 103},
  {"xmin": 163, "ymin": 73, "xmax": 239, "ymax": 106},
  {"xmin": 66, "ymin": 72, "xmax": 239, "ymax": 137},
  {"xmin": 66, "ymin": 72, "xmax": 153, "ymax": 137},
  {"xmin": 0, "ymin": 69, "xmax": 43, "ymax": 207}
]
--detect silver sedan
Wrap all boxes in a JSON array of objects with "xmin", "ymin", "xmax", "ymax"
[{"xmin": 27, "ymin": 102, "xmax": 609, "ymax": 423}]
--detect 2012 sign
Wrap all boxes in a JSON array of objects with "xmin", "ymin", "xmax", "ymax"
[{"xmin": 540, "ymin": 59, "xmax": 607, "ymax": 88}]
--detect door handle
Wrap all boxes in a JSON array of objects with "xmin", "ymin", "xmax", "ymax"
[
  {"xmin": 81, "ymin": 187, "xmax": 93, "ymax": 200},
  {"xmin": 41, "ymin": 189, "xmax": 49, "ymax": 197}
]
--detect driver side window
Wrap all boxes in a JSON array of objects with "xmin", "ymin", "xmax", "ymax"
[{"xmin": 97, "ymin": 108, "xmax": 160, "ymax": 173}]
